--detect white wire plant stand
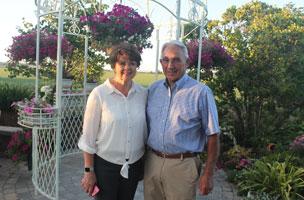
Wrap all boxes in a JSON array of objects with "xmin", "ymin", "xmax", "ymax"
[{"xmin": 17, "ymin": 105, "xmax": 58, "ymax": 128}]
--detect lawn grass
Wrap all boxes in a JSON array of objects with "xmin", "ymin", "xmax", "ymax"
[
  {"xmin": 101, "ymin": 70, "xmax": 164, "ymax": 87},
  {"xmin": 0, "ymin": 68, "xmax": 8, "ymax": 77},
  {"xmin": 0, "ymin": 68, "xmax": 164, "ymax": 88},
  {"xmin": 0, "ymin": 68, "xmax": 41, "ymax": 87}
]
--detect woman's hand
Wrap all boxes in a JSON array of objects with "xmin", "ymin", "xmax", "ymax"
[{"xmin": 81, "ymin": 172, "xmax": 97, "ymax": 196}]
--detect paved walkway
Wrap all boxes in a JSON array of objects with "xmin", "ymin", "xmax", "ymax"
[{"xmin": 0, "ymin": 154, "xmax": 242, "ymax": 200}]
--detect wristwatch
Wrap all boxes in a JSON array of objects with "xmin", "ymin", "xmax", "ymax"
[{"xmin": 84, "ymin": 167, "xmax": 94, "ymax": 173}]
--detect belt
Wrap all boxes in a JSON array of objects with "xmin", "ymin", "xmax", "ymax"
[{"xmin": 151, "ymin": 149, "xmax": 197, "ymax": 159}]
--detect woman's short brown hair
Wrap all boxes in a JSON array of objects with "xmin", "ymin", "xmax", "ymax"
[{"xmin": 108, "ymin": 43, "xmax": 142, "ymax": 69}]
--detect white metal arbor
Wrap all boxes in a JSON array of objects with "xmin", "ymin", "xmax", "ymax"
[
  {"xmin": 147, "ymin": 0, "xmax": 208, "ymax": 81},
  {"xmin": 30, "ymin": 0, "xmax": 89, "ymax": 199}
]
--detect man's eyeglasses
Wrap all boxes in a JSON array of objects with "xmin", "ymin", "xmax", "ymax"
[{"xmin": 160, "ymin": 57, "xmax": 183, "ymax": 65}]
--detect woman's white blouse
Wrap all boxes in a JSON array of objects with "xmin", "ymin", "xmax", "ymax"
[{"xmin": 78, "ymin": 79, "xmax": 147, "ymax": 165}]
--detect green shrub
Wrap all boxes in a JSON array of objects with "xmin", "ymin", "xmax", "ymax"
[
  {"xmin": 238, "ymin": 155, "xmax": 304, "ymax": 200},
  {"xmin": 226, "ymin": 169, "xmax": 244, "ymax": 184},
  {"xmin": 223, "ymin": 145, "xmax": 252, "ymax": 170},
  {"xmin": 260, "ymin": 152, "xmax": 303, "ymax": 168},
  {"xmin": 0, "ymin": 82, "xmax": 33, "ymax": 111},
  {"xmin": 243, "ymin": 192, "xmax": 279, "ymax": 200}
]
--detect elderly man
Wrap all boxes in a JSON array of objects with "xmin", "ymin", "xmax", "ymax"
[{"xmin": 144, "ymin": 40, "xmax": 220, "ymax": 200}]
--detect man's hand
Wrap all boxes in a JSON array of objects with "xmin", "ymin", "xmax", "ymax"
[
  {"xmin": 81, "ymin": 172, "xmax": 97, "ymax": 196},
  {"xmin": 199, "ymin": 173, "xmax": 214, "ymax": 195},
  {"xmin": 199, "ymin": 134, "xmax": 219, "ymax": 195}
]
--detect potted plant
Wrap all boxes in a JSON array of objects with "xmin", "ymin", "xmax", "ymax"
[
  {"xmin": 80, "ymin": 4, "xmax": 154, "ymax": 53},
  {"xmin": 11, "ymin": 85, "xmax": 57, "ymax": 128}
]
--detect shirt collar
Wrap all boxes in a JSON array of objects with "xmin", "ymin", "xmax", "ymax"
[
  {"xmin": 163, "ymin": 73, "xmax": 189, "ymax": 90},
  {"xmin": 104, "ymin": 79, "xmax": 139, "ymax": 95}
]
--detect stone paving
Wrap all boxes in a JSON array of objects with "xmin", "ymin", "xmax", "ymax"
[{"xmin": 0, "ymin": 154, "xmax": 242, "ymax": 200}]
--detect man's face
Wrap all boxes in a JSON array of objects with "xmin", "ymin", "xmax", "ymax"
[{"xmin": 160, "ymin": 45, "xmax": 188, "ymax": 86}]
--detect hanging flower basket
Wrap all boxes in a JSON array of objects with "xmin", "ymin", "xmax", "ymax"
[
  {"xmin": 80, "ymin": 4, "xmax": 154, "ymax": 52},
  {"xmin": 186, "ymin": 39, "xmax": 234, "ymax": 69},
  {"xmin": 7, "ymin": 31, "xmax": 73, "ymax": 62},
  {"xmin": 12, "ymin": 98, "xmax": 58, "ymax": 128}
]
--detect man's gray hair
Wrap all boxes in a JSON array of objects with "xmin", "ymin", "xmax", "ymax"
[{"xmin": 161, "ymin": 40, "xmax": 189, "ymax": 59}]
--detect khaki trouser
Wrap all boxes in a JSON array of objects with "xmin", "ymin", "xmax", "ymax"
[{"xmin": 144, "ymin": 150, "xmax": 201, "ymax": 200}]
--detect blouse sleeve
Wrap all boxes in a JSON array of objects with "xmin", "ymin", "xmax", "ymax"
[{"xmin": 78, "ymin": 90, "xmax": 102, "ymax": 154}]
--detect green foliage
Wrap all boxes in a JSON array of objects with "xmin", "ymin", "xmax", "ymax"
[
  {"xmin": 5, "ymin": 62, "xmax": 36, "ymax": 78},
  {"xmin": 260, "ymin": 151, "xmax": 303, "ymax": 169},
  {"xmin": 205, "ymin": 1, "xmax": 304, "ymax": 149},
  {"xmin": 243, "ymin": 192, "xmax": 279, "ymax": 200},
  {"xmin": 226, "ymin": 169, "xmax": 243, "ymax": 184},
  {"xmin": 223, "ymin": 145, "xmax": 251, "ymax": 170},
  {"xmin": 226, "ymin": 145, "xmax": 251, "ymax": 159},
  {"xmin": 68, "ymin": 48, "xmax": 105, "ymax": 83},
  {"xmin": 0, "ymin": 82, "xmax": 33, "ymax": 111},
  {"xmin": 238, "ymin": 153, "xmax": 304, "ymax": 199},
  {"xmin": 183, "ymin": 22, "xmax": 201, "ymax": 40}
]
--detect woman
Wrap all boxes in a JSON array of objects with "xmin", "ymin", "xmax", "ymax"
[{"xmin": 78, "ymin": 43, "xmax": 147, "ymax": 200}]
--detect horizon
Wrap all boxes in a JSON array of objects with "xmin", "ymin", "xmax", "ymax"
[{"xmin": 1, "ymin": 0, "xmax": 303, "ymax": 72}]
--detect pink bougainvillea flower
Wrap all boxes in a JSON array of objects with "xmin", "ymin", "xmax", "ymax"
[
  {"xmin": 81, "ymin": 4, "xmax": 154, "ymax": 52},
  {"xmin": 7, "ymin": 31, "xmax": 73, "ymax": 62},
  {"xmin": 42, "ymin": 104, "xmax": 54, "ymax": 114},
  {"xmin": 6, "ymin": 130, "xmax": 32, "ymax": 163},
  {"xmin": 12, "ymin": 154, "xmax": 18, "ymax": 161},
  {"xmin": 236, "ymin": 158, "xmax": 251, "ymax": 170},
  {"xmin": 290, "ymin": 134, "xmax": 304, "ymax": 151},
  {"xmin": 186, "ymin": 39, "xmax": 234, "ymax": 69},
  {"xmin": 24, "ymin": 106, "xmax": 34, "ymax": 115},
  {"xmin": 22, "ymin": 144, "xmax": 30, "ymax": 152},
  {"xmin": 24, "ymin": 131, "xmax": 32, "ymax": 140},
  {"xmin": 11, "ymin": 132, "xmax": 20, "ymax": 144}
]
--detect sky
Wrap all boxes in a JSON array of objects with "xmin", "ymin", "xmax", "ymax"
[{"xmin": 1, "ymin": 0, "xmax": 303, "ymax": 72}]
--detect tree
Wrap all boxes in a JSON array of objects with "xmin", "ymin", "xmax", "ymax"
[{"xmin": 206, "ymin": 1, "xmax": 304, "ymax": 148}]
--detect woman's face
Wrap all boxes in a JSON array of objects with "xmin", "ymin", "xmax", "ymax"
[{"xmin": 113, "ymin": 54, "xmax": 138, "ymax": 82}]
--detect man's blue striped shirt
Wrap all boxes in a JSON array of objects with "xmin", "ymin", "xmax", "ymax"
[{"xmin": 146, "ymin": 74, "xmax": 220, "ymax": 154}]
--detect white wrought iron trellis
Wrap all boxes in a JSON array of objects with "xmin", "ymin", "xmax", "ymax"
[
  {"xmin": 19, "ymin": 0, "xmax": 91, "ymax": 199},
  {"xmin": 148, "ymin": 0, "xmax": 208, "ymax": 81}
]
